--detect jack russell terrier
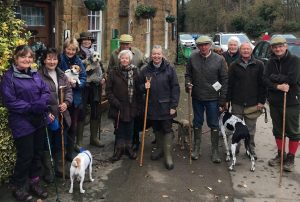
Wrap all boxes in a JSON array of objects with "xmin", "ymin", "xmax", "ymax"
[
  {"xmin": 219, "ymin": 111, "xmax": 256, "ymax": 172},
  {"xmin": 69, "ymin": 150, "xmax": 94, "ymax": 194},
  {"xmin": 65, "ymin": 65, "xmax": 81, "ymax": 85}
]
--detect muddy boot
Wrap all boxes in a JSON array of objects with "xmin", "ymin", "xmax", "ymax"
[
  {"xmin": 125, "ymin": 142, "xmax": 137, "ymax": 160},
  {"xmin": 268, "ymin": 150, "xmax": 287, "ymax": 167},
  {"xmin": 29, "ymin": 177, "xmax": 48, "ymax": 199},
  {"xmin": 12, "ymin": 186, "xmax": 33, "ymax": 202},
  {"xmin": 211, "ymin": 129, "xmax": 221, "ymax": 163},
  {"xmin": 283, "ymin": 153, "xmax": 295, "ymax": 172},
  {"xmin": 111, "ymin": 143, "xmax": 124, "ymax": 162},
  {"xmin": 163, "ymin": 133, "xmax": 174, "ymax": 170},
  {"xmin": 191, "ymin": 127, "xmax": 202, "ymax": 160},
  {"xmin": 75, "ymin": 121, "xmax": 85, "ymax": 152},
  {"xmin": 151, "ymin": 132, "xmax": 163, "ymax": 160},
  {"xmin": 90, "ymin": 120, "xmax": 104, "ymax": 147},
  {"xmin": 42, "ymin": 151, "xmax": 54, "ymax": 184},
  {"xmin": 65, "ymin": 141, "xmax": 76, "ymax": 162}
]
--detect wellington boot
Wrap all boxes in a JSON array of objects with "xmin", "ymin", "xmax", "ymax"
[
  {"xmin": 42, "ymin": 151, "xmax": 54, "ymax": 184},
  {"xmin": 191, "ymin": 127, "xmax": 202, "ymax": 160},
  {"xmin": 55, "ymin": 152, "xmax": 69, "ymax": 179},
  {"xmin": 211, "ymin": 129, "xmax": 221, "ymax": 163},
  {"xmin": 125, "ymin": 143, "xmax": 137, "ymax": 160},
  {"xmin": 90, "ymin": 120, "xmax": 104, "ymax": 147},
  {"xmin": 164, "ymin": 133, "xmax": 174, "ymax": 170},
  {"xmin": 75, "ymin": 121, "xmax": 85, "ymax": 152},
  {"xmin": 151, "ymin": 132, "xmax": 163, "ymax": 160}
]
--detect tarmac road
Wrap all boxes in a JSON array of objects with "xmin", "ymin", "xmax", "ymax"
[{"xmin": 0, "ymin": 65, "xmax": 299, "ymax": 202}]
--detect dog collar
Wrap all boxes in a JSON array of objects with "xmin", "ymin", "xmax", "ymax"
[{"xmin": 82, "ymin": 151, "xmax": 92, "ymax": 163}]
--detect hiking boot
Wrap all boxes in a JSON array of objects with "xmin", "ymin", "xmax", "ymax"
[
  {"xmin": 268, "ymin": 151, "xmax": 286, "ymax": 167},
  {"xmin": 111, "ymin": 146, "xmax": 124, "ymax": 162},
  {"xmin": 283, "ymin": 153, "xmax": 295, "ymax": 172},
  {"xmin": 125, "ymin": 144, "xmax": 137, "ymax": 160},
  {"xmin": 29, "ymin": 180, "xmax": 48, "ymax": 199},
  {"xmin": 12, "ymin": 187, "xmax": 33, "ymax": 202}
]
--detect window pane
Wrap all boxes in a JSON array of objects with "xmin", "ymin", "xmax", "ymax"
[{"xmin": 21, "ymin": 6, "xmax": 45, "ymax": 26}]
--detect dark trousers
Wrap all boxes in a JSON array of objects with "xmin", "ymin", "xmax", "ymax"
[
  {"xmin": 115, "ymin": 120, "xmax": 134, "ymax": 145},
  {"xmin": 68, "ymin": 105, "xmax": 85, "ymax": 146},
  {"xmin": 11, "ymin": 128, "xmax": 44, "ymax": 187},
  {"xmin": 151, "ymin": 119, "xmax": 173, "ymax": 134}
]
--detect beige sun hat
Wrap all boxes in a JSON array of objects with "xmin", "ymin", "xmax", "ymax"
[{"xmin": 119, "ymin": 34, "xmax": 133, "ymax": 43}]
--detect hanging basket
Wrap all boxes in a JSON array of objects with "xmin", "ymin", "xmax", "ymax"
[
  {"xmin": 166, "ymin": 15, "xmax": 176, "ymax": 23},
  {"xmin": 135, "ymin": 4, "xmax": 157, "ymax": 19},
  {"xmin": 84, "ymin": 0, "xmax": 106, "ymax": 11}
]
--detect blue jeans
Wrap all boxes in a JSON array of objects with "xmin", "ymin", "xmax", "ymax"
[{"xmin": 192, "ymin": 99, "xmax": 219, "ymax": 129}]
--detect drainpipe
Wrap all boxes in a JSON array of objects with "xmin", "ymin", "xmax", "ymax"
[{"xmin": 145, "ymin": 19, "xmax": 151, "ymax": 58}]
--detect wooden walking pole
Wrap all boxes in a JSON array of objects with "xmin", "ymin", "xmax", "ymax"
[
  {"xmin": 139, "ymin": 77, "xmax": 151, "ymax": 167},
  {"xmin": 59, "ymin": 86, "xmax": 66, "ymax": 180},
  {"xmin": 279, "ymin": 92, "xmax": 287, "ymax": 187},
  {"xmin": 188, "ymin": 87, "xmax": 193, "ymax": 165}
]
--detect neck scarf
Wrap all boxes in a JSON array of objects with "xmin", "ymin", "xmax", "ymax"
[{"xmin": 121, "ymin": 64, "xmax": 134, "ymax": 103}]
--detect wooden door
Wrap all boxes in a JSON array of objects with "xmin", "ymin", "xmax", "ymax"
[{"xmin": 20, "ymin": 1, "xmax": 51, "ymax": 47}]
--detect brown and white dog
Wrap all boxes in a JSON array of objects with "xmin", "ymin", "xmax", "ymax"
[
  {"xmin": 173, "ymin": 119, "xmax": 192, "ymax": 150},
  {"xmin": 65, "ymin": 65, "xmax": 81, "ymax": 85},
  {"xmin": 69, "ymin": 150, "xmax": 94, "ymax": 194}
]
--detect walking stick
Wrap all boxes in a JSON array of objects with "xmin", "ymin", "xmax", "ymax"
[
  {"xmin": 279, "ymin": 92, "xmax": 287, "ymax": 187},
  {"xmin": 139, "ymin": 77, "xmax": 151, "ymax": 167},
  {"xmin": 188, "ymin": 87, "xmax": 193, "ymax": 165},
  {"xmin": 59, "ymin": 86, "xmax": 66, "ymax": 181}
]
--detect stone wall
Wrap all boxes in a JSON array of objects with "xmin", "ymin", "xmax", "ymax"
[{"xmin": 56, "ymin": 0, "xmax": 177, "ymax": 63}]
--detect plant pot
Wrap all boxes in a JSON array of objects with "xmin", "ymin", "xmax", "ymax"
[
  {"xmin": 135, "ymin": 4, "xmax": 157, "ymax": 19},
  {"xmin": 84, "ymin": 0, "xmax": 105, "ymax": 11},
  {"xmin": 166, "ymin": 15, "xmax": 176, "ymax": 23}
]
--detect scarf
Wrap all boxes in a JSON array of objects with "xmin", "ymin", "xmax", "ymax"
[
  {"xmin": 121, "ymin": 64, "xmax": 135, "ymax": 103},
  {"xmin": 81, "ymin": 45, "xmax": 92, "ymax": 59}
]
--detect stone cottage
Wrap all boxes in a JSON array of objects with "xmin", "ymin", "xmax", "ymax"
[{"xmin": 18, "ymin": 0, "xmax": 177, "ymax": 63}]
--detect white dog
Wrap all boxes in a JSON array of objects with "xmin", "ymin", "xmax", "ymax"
[
  {"xmin": 65, "ymin": 65, "xmax": 81, "ymax": 85},
  {"xmin": 69, "ymin": 150, "xmax": 94, "ymax": 194}
]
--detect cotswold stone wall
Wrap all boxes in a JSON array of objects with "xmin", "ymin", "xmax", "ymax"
[{"xmin": 56, "ymin": 0, "xmax": 177, "ymax": 63}]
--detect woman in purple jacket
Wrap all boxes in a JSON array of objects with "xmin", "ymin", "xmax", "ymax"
[{"xmin": 1, "ymin": 45, "xmax": 50, "ymax": 201}]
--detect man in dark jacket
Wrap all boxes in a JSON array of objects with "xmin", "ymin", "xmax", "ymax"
[
  {"xmin": 227, "ymin": 42, "xmax": 266, "ymax": 159},
  {"xmin": 264, "ymin": 36, "xmax": 300, "ymax": 172},
  {"xmin": 185, "ymin": 35, "xmax": 228, "ymax": 163},
  {"xmin": 139, "ymin": 45, "xmax": 180, "ymax": 170}
]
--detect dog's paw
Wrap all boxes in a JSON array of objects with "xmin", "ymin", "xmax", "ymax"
[
  {"xmin": 80, "ymin": 189, "xmax": 85, "ymax": 194},
  {"xmin": 69, "ymin": 189, "xmax": 73, "ymax": 194},
  {"xmin": 90, "ymin": 178, "xmax": 94, "ymax": 182},
  {"xmin": 225, "ymin": 156, "xmax": 231, "ymax": 162},
  {"xmin": 250, "ymin": 167, "xmax": 255, "ymax": 172},
  {"xmin": 228, "ymin": 166, "xmax": 235, "ymax": 171}
]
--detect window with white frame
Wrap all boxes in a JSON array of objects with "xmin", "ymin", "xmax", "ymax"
[{"xmin": 88, "ymin": 11, "xmax": 103, "ymax": 56}]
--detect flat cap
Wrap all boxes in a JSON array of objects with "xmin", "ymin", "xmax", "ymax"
[
  {"xmin": 270, "ymin": 36, "xmax": 286, "ymax": 46},
  {"xmin": 196, "ymin": 35, "xmax": 212, "ymax": 45}
]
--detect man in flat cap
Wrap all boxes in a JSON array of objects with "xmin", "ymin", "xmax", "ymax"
[
  {"xmin": 264, "ymin": 36, "xmax": 300, "ymax": 172},
  {"xmin": 185, "ymin": 35, "xmax": 228, "ymax": 163}
]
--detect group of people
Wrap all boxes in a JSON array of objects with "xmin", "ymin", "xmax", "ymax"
[
  {"xmin": 186, "ymin": 34, "xmax": 300, "ymax": 174},
  {"xmin": 0, "ymin": 31, "xmax": 299, "ymax": 202}
]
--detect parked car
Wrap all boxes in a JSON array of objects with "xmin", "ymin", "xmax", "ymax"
[
  {"xmin": 190, "ymin": 33, "xmax": 203, "ymax": 40},
  {"xmin": 179, "ymin": 34, "xmax": 196, "ymax": 49},
  {"xmin": 213, "ymin": 33, "xmax": 254, "ymax": 51},
  {"xmin": 253, "ymin": 38, "xmax": 300, "ymax": 64},
  {"xmin": 271, "ymin": 34, "xmax": 297, "ymax": 39}
]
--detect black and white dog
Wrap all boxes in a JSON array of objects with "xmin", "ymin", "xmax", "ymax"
[{"xmin": 219, "ymin": 111, "xmax": 256, "ymax": 172}]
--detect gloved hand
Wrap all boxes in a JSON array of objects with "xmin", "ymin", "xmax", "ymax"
[{"xmin": 31, "ymin": 100, "xmax": 47, "ymax": 114}]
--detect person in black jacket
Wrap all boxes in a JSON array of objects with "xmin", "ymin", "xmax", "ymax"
[
  {"xmin": 227, "ymin": 42, "xmax": 266, "ymax": 159},
  {"xmin": 264, "ymin": 36, "xmax": 300, "ymax": 172},
  {"xmin": 139, "ymin": 45, "xmax": 180, "ymax": 170}
]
